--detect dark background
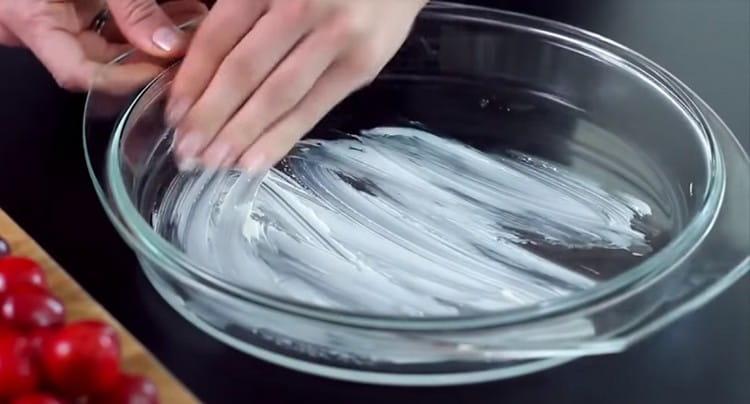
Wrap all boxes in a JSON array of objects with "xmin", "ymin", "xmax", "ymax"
[{"xmin": 1, "ymin": 0, "xmax": 748, "ymax": 403}]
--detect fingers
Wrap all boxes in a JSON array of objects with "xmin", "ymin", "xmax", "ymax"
[
  {"xmin": 91, "ymin": 62, "xmax": 164, "ymax": 94},
  {"xmin": 81, "ymin": 0, "xmax": 209, "ymax": 93},
  {"xmin": 163, "ymin": 0, "xmax": 421, "ymax": 172},
  {"xmin": 77, "ymin": 31, "xmax": 132, "ymax": 63},
  {"xmin": 173, "ymin": 1, "xmax": 327, "ymax": 165},
  {"xmin": 107, "ymin": 0, "xmax": 187, "ymax": 55},
  {"xmin": 200, "ymin": 18, "xmax": 352, "ymax": 168},
  {"xmin": 238, "ymin": 60, "xmax": 370, "ymax": 172},
  {"xmin": 77, "ymin": 32, "xmax": 164, "ymax": 93},
  {"xmin": 165, "ymin": 0, "xmax": 267, "ymax": 125},
  {"xmin": 0, "ymin": 0, "xmax": 201, "ymax": 94},
  {"xmin": 25, "ymin": 25, "xmax": 159, "ymax": 93},
  {"xmin": 24, "ymin": 27, "xmax": 104, "ymax": 91},
  {"xmin": 101, "ymin": 0, "xmax": 209, "ymax": 43}
]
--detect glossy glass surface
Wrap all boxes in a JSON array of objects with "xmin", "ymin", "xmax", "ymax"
[{"xmin": 84, "ymin": 4, "xmax": 749, "ymax": 384}]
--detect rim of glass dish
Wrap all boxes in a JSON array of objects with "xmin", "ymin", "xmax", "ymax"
[{"xmin": 86, "ymin": 3, "xmax": 727, "ymax": 330}]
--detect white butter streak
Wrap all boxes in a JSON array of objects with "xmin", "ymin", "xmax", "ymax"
[{"xmin": 155, "ymin": 127, "xmax": 653, "ymax": 316}]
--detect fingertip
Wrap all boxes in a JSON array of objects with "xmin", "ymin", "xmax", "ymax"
[
  {"xmin": 177, "ymin": 157, "xmax": 200, "ymax": 172},
  {"xmin": 108, "ymin": 0, "xmax": 188, "ymax": 57},
  {"xmin": 152, "ymin": 26, "xmax": 184, "ymax": 52},
  {"xmin": 165, "ymin": 97, "xmax": 191, "ymax": 127},
  {"xmin": 239, "ymin": 152, "xmax": 270, "ymax": 175},
  {"xmin": 174, "ymin": 130, "xmax": 205, "ymax": 160}
]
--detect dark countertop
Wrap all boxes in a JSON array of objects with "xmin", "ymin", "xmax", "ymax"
[{"xmin": 1, "ymin": 1, "xmax": 748, "ymax": 403}]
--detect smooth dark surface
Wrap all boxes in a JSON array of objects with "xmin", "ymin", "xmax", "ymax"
[{"xmin": 1, "ymin": 1, "xmax": 748, "ymax": 403}]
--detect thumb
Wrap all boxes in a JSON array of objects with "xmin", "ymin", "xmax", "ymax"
[{"xmin": 107, "ymin": 0, "xmax": 187, "ymax": 56}]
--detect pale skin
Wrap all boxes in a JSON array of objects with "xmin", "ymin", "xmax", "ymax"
[
  {"xmin": 0, "ymin": 0, "xmax": 429, "ymax": 171},
  {"xmin": 0, "ymin": 0, "xmax": 209, "ymax": 92}
]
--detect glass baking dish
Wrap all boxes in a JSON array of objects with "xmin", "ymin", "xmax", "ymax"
[{"xmin": 84, "ymin": 2, "xmax": 749, "ymax": 385}]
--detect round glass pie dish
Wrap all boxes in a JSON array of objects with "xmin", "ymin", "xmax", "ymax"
[{"xmin": 84, "ymin": 3, "xmax": 750, "ymax": 385}]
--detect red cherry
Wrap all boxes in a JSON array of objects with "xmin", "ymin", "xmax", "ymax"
[
  {"xmin": 0, "ymin": 257, "xmax": 47, "ymax": 295},
  {"xmin": 5, "ymin": 282, "xmax": 48, "ymax": 295},
  {"xmin": 0, "ymin": 330, "xmax": 39, "ymax": 398},
  {"xmin": 40, "ymin": 321, "xmax": 121, "ymax": 396},
  {"xmin": 92, "ymin": 374, "xmax": 159, "ymax": 404},
  {"xmin": 28, "ymin": 327, "xmax": 59, "ymax": 355},
  {"xmin": 1, "ymin": 291, "xmax": 65, "ymax": 331},
  {"xmin": 10, "ymin": 393, "xmax": 66, "ymax": 404}
]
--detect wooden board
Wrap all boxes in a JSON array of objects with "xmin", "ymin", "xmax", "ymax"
[{"xmin": 0, "ymin": 209, "xmax": 199, "ymax": 404}]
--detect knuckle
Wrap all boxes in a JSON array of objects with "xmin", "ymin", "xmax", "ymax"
[
  {"xmin": 221, "ymin": 53, "xmax": 256, "ymax": 79},
  {"xmin": 246, "ymin": 91, "xmax": 291, "ymax": 125},
  {"xmin": 279, "ymin": 0, "xmax": 313, "ymax": 22},
  {"xmin": 326, "ymin": 16, "xmax": 355, "ymax": 43},
  {"xmin": 328, "ymin": 9, "xmax": 365, "ymax": 41},
  {"xmin": 122, "ymin": 0, "xmax": 159, "ymax": 26}
]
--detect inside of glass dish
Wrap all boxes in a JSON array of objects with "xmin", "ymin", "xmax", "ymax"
[{"xmin": 109, "ymin": 12, "xmax": 713, "ymax": 318}]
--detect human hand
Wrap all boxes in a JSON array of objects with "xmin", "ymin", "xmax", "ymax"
[
  {"xmin": 0, "ymin": 0, "xmax": 208, "ymax": 93},
  {"xmin": 0, "ymin": 20, "xmax": 19, "ymax": 46},
  {"xmin": 166, "ymin": 0, "xmax": 429, "ymax": 172}
]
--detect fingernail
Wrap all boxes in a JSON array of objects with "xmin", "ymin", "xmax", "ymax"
[
  {"xmin": 241, "ymin": 154, "xmax": 268, "ymax": 175},
  {"xmin": 152, "ymin": 27, "xmax": 181, "ymax": 52},
  {"xmin": 203, "ymin": 143, "xmax": 232, "ymax": 168},
  {"xmin": 176, "ymin": 132, "xmax": 203, "ymax": 158},
  {"xmin": 167, "ymin": 98, "xmax": 190, "ymax": 126},
  {"xmin": 178, "ymin": 157, "xmax": 200, "ymax": 172}
]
